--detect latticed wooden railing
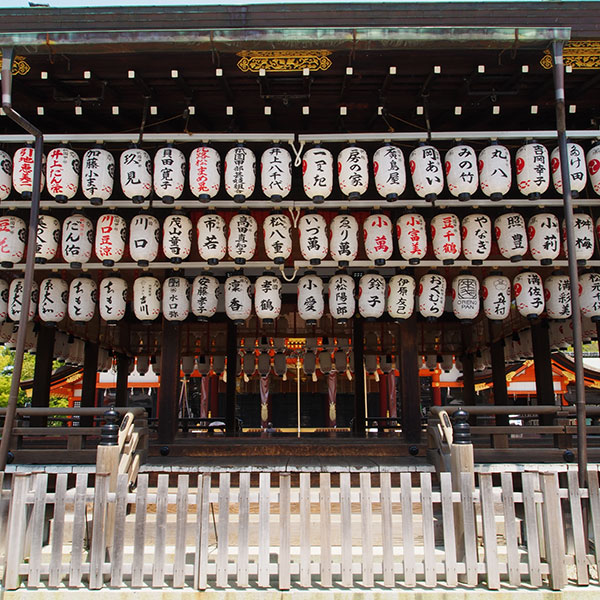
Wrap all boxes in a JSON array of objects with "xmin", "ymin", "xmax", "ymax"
[{"xmin": 0, "ymin": 467, "xmax": 599, "ymax": 591}]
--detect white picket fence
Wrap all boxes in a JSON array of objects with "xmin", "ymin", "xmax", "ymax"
[{"xmin": 1, "ymin": 467, "xmax": 600, "ymax": 590}]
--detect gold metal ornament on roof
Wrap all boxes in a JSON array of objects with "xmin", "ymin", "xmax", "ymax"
[
  {"xmin": 0, "ymin": 53, "xmax": 31, "ymax": 76},
  {"xmin": 540, "ymin": 41, "xmax": 600, "ymax": 70},
  {"xmin": 237, "ymin": 50, "xmax": 332, "ymax": 73}
]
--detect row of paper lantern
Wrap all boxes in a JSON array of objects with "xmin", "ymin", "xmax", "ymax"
[{"xmin": 3, "ymin": 140, "xmax": 600, "ymax": 205}]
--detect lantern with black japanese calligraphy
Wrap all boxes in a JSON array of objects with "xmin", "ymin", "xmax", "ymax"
[
  {"xmin": 452, "ymin": 272, "xmax": 480, "ymax": 323},
  {"xmin": 254, "ymin": 271, "xmax": 282, "ymax": 324},
  {"xmin": 153, "ymin": 145, "xmax": 185, "ymax": 204},
  {"xmin": 162, "ymin": 276, "xmax": 190, "ymax": 322},
  {"xmin": 387, "ymin": 273, "xmax": 415, "ymax": 321},
  {"xmin": 163, "ymin": 212, "xmax": 193, "ymax": 264},
  {"xmin": 482, "ymin": 272, "xmax": 511, "ymax": 320},
  {"xmin": 513, "ymin": 271, "xmax": 545, "ymax": 320},
  {"xmin": 68, "ymin": 276, "xmax": 97, "ymax": 324},
  {"xmin": 261, "ymin": 146, "xmax": 292, "ymax": 202},
  {"xmin": 38, "ymin": 277, "xmax": 68, "ymax": 324},
  {"xmin": 0, "ymin": 279, "xmax": 8, "ymax": 322},
  {"xmin": 563, "ymin": 213, "xmax": 595, "ymax": 265},
  {"xmin": 95, "ymin": 212, "xmax": 126, "ymax": 267},
  {"xmin": 0, "ymin": 150, "xmax": 12, "ymax": 201},
  {"xmin": 225, "ymin": 145, "xmax": 256, "ymax": 203},
  {"xmin": 263, "ymin": 211, "xmax": 292, "ymax": 265},
  {"xmin": 228, "ymin": 211, "xmax": 257, "ymax": 265},
  {"xmin": 396, "ymin": 213, "xmax": 427, "ymax": 264},
  {"xmin": 0, "ymin": 215, "xmax": 26, "ymax": 268},
  {"xmin": 197, "ymin": 212, "xmax": 227, "ymax": 265},
  {"xmin": 431, "ymin": 213, "xmax": 461, "ymax": 265},
  {"xmin": 461, "ymin": 213, "xmax": 491, "ymax": 265},
  {"xmin": 363, "ymin": 213, "xmax": 393, "ymax": 266},
  {"xmin": 297, "ymin": 272, "xmax": 324, "ymax": 325},
  {"xmin": 373, "ymin": 144, "xmax": 406, "ymax": 201},
  {"xmin": 298, "ymin": 212, "xmax": 328, "ymax": 265},
  {"xmin": 328, "ymin": 271, "xmax": 355, "ymax": 324},
  {"xmin": 516, "ymin": 142, "xmax": 550, "ymax": 200},
  {"xmin": 133, "ymin": 276, "xmax": 161, "ymax": 322},
  {"xmin": 579, "ymin": 271, "xmax": 600, "ymax": 321},
  {"xmin": 8, "ymin": 278, "xmax": 38, "ymax": 322},
  {"xmin": 61, "ymin": 213, "xmax": 93, "ymax": 268},
  {"xmin": 81, "ymin": 146, "xmax": 114, "ymax": 205},
  {"xmin": 409, "ymin": 144, "xmax": 443, "ymax": 201},
  {"xmin": 191, "ymin": 274, "xmax": 220, "ymax": 321},
  {"xmin": 302, "ymin": 146, "xmax": 333, "ymax": 203},
  {"xmin": 587, "ymin": 141, "xmax": 600, "ymax": 196},
  {"xmin": 418, "ymin": 271, "xmax": 446, "ymax": 321},
  {"xmin": 544, "ymin": 272, "xmax": 571, "ymax": 320},
  {"xmin": 329, "ymin": 213, "xmax": 358, "ymax": 267},
  {"xmin": 46, "ymin": 146, "xmax": 80, "ymax": 203},
  {"xmin": 445, "ymin": 144, "xmax": 478, "ymax": 201},
  {"xmin": 225, "ymin": 274, "xmax": 252, "ymax": 324},
  {"xmin": 35, "ymin": 214, "xmax": 60, "ymax": 264},
  {"xmin": 99, "ymin": 276, "xmax": 127, "ymax": 325},
  {"xmin": 129, "ymin": 213, "xmax": 160, "ymax": 266},
  {"xmin": 527, "ymin": 213, "xmax": 560, "ymax": 265},
  {"xmin": 478, "ymin": 142, "xmax": 512, "ymax": 200},
  {"xmin": 494, "ymin": 212, "xmax": 528, "ymax": 262},
  {"xmin": 338, "ymin": 146, "xmax": 369, "ymax": 199},
  {"xmin": 551, "ymin": 143, "xmax": 587, "ymax": 198},
  {"xmin": 120, "ymin": 146, "xmax": 152, "ymax": 203},
  {"xmin": 358, "ymin": 273, "xmax": 386, "ymax": 321},
  {"xmin": 13, "ymin": 145, "xmax": 45, "ymax": 198},
  {"xmin": 189, "ymin": 146, "xmax": 221, "ymax": 201}
]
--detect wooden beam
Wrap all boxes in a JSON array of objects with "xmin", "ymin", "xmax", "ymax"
[
  {"xmin": 157, "ymin": 319, "xmax": 181, "ymax": 444},
  {"xmin": 30, "ymin": 325, "xmax": 55, "ymax": 428},
  {"xmin": 115, "ymin": 353, "xmax": 130, "ymax": 407},
  {"xmin": 488, "ymin": 320, "xmax": 509, "ymax": 427},
  {"xmin": 353, "ymin": 316, "xmax": 366, "ymax": 435},
  {"xmin": 531, "ymin": 320, "xmax": 555, "ymax": 426},
  {"xmin": 225, "ymin": 319, "xmax": 238, "ymax": 434},
  {"xmin": 397, "ymin": 314, "xmax": 421, "ymax": 444},
  {"xmin": 80, "ymin": 341, "xmax": 99, "ymax": 428}
]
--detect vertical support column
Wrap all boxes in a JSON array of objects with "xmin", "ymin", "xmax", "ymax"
[
  {"xmin": 489, "ymin": 321, "xmax": 509, "ymax": 427},
  {"xmin": 461, "ymin": 325, "xmax": 476, "ymax": 406},
  {"xmin": 30, "ymin": 324, "xmax": 55, "ymax": 428},
  {"xmin": 397, "ymin": 314, "xmax": 421, "ymax": 444},
  {"xmin": 531, "ymin": 320, "xmax": 556, "ymax": 427},
  {"xmin": 80, "ymin": 341, "xmax": 99, "ymax": 428},
  {"xmin": 353, "ymin": 316, "xmax": 366, "ymax": 435},
  {"xmin": 115, "ymin": 353, "xmax": 130, "ymax": 407},
  {"xmin": 225, "ymin": 319, "xmax": 238, "ymax": 434},
  {"xmin": 158, "ymin": 319, "xmax": 181, "ymax": 444}
]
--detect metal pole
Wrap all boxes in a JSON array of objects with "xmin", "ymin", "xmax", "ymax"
[
  {"xmin": 551, "ymin": 41, "xmax": 588, "ymax": 487},
  {"xmin": 0, "ymin": 46, "xmax": 43, "ymax": 471}
]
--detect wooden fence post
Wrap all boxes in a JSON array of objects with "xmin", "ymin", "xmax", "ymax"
[{"xmin": 4, "ymin": 473, "xmax": 30, "ymax": 590}]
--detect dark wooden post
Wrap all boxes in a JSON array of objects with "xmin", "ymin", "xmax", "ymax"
[
  {"xmin": 531, "ymin": 320, "xmax": 556, "ymax": 426},
  {"xmin": 353, "ymin": 316, "xmax": 366, "ymax": 435},
  {"xmin": 115, "ymin": 353, "xmax": 130, "ymax": 407},
  {"xmin": 488, "ymin": 320, "xmax": 509, "ymax": 427},
  {"xmin": 461, "ymin": 324, "xmax": 475, "ymax": 406},
  {"xmin": 158, "ymin": 319, "xmax": 181, "ymax": 444},
  {"xmin": 80, "ymin": 341, "xmax": 99, "ymax": 427},
  {"xmin": 397, "ymin": 314, "xmax": 421, "ymax": 444},
  {"xmin": 30, "ymin": 324, "xmax": 55, "ymax": 427},
  {"xmin": 225, "ymin": 319, "xmax": 238, "ymax": 434}
]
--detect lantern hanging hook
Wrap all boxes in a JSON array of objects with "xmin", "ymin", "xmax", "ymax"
[
  {"xmin": 290, "ymin": 138, "xmax": 305, "ymax": 168},
  {"xmin": 279, "ymin": 265, "xmax": 298, "ymax": 283}
]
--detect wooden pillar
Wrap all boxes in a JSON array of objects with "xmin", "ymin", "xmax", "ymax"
[
  {"xmin": 353, "ymin": 316, "xmax": 366, "ymax": 435},
  {"xmin": 80, "ymin": 341, "xmax": 99, "ymax": 428},
  {"xmin": 397, "ymin": 314, "xmax": 421, "ymax": 444},
  {"xmin": 225, "ymin": 319, "xmax": 238, "ymax": 434},
  {"xmin": 461, "ymin": 353, "xmax": 476, "ymax": 406},
  {"xmin": 488, "ymin": 320, "xmax": 509, "ymax": 427},
  {"xmin": 115, "ymin": 353, "xmax": 130, "ymax": 407},
  {"xmin": 30, "ymin": 324, "xmax": 55, "ymax": 428},
  {"xmin": 158, "ymin": 319, "xmax": 181, "ymax": 444},
  {"xmin": 531, "ymin": 320, "xmax": 555, "ymax": 427}
]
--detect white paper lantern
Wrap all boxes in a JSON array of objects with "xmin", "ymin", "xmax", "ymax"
[
  {"xmin": 582, "ymin": 316, "xmax": 597, "ymax": 342},
  {"xmin": 494, "ymin": 213, "xmax": 528, "ymax": 262},
  {"xmin": 431, "ymin": 213, "xmax": 461, "ymax": 264},
  {"xmin": 68, "ymin": 276, "xmax": 97, "ymax": 324},
  {"xmin": 396, "ymin": 213, "xmax": 427, "ymax": 263},
  {"xmin": 189, "ymin": 146, "xmax": 221, "ymax": 201},
  {"xmin": 461, "ymin": 213, "xmax": 491, "ymax": 264},
  {"xmin": 418, "ymin": 272, "xmax": 446, "ymax": 320},
  {"xmin": 197, "ymin": 212, "xmax": 227, "ymax": 265},
  {"xmin": 24, "ymin": 321, "xmax": 37, "ymax": 353},
  {"xmin": 514, "ymin": 271, "xmax": 545, "ymax": 319},
  {"xmin": 409, "ymin": 144, "xmax": 443, "ymax": 201},
  {"xmin": 224, "ymin": 145, "xmax": 256, "ymax": 202},
  {"xmin": 297, "ymin": 272, "xmax": 324, "ymax": 325},
  {"xmin": 81, "ymin": 146, "xmax": 114, "ymax": 205},
  {"xmin": 129, "ymin": 213, "xmax": 160, "ymax": 266},
  {"xmin": 35, "ymin": 214, "xmax": 60, "ymax": 264},
  {"xmin": 387, "ymin": 274, "xmax": 415, "ymax": 321},
  {"xmin": 162, "ymin": 276, "xmax": 190, "ymax": 322},
  {"xmin": 46, "ymin": 146, "xmax": 80, "ymax": 202},
  {"xmin": 445, "ymin": 144, "xmax": 478, "ymax": 200},
  {"xmin": 99, "ymin": 277, "xmax": 127, "ymax": 324},
  {"xmin": 338, "ymin": 146, "xmax": 369, "ymax": 198},
  {"xmin": 0, "ymin": 150, "xmax": 12, "ymax": 201},
  {"xmin": 363, "ymin": 213, "xmax": 393, "ymax": 266},
  {"xmin": 452, "ymin": 272, "xmax": 480, "ymax": 323},
  {"xmin": 0, "ymin": 279, "xmax": 8, "ymax": 322},
  {"xmin": 482, "ymin": 273, "xmax": 511, "ymax": 320},
  {"xmin": 544, "ymin": 272, "xmax": 571, "ymax": 320},
  {"xmin": 586, "ymin": 142, "xmax": 600, "ymax": 196},
  {"xmin": 263, "ymin": 212, "xmax": 292, "ymax": 265},
  {"xmin": 563, "ymin": 213, "xmax": 594, "ymax": 264},
  {"xmin": 120, "ymin": 147, "xmax": 152, "ymax": 203},
  {"xmin": 254, "ymin": 272, "xmax": 282, "ymax": 324},
  {"xmin": 153, "ymin": 146, "xmax": 185, "ymax": 203},
  {"xmin": 38, "ymin": 277, "xmax": 68, "ymax": 323},
  {"xmin": 302, "ymin": 146, "xmax": 333, "ymax": 203},
  {"xmin": 8, "ymin": 278, "xmax": 38, "ymax": 322},
  {"xmin": 225, "ymin": 275, "xmax": 252, "ymax": 324},
  {"xmin": 0, "ymin": 215, "xmax": 26, "ymax": 268},
  {"xmin": 191, "ymin": 274, "xmax": 220, "ymax": 321},
  {"xmin": 551, "ymin": 143, "xmax": 587, "ymax": 198},
  {"xmin": 62, "ymin": 213, "xmax": 93, "ymax": 268},
  {"xmin": 95, "ymin": 213, "xmax": 126, "ymax": 266},
  {"xmin": 329, "ymin": 214, "xmax": 358, "ymax": 267},
  {"xmin": 228, "ymin": 212, "xmax": 257, "ymax": 264},
  {"xmin": 328, "ymin": 272, "xmax": 355, "ymax": 324},
  {"xmin": 13, "ymin": 146, "xmax": 45, "ymax": 198},
  {"xmin": 527, "ymin": 213, "xmax": 560, "ymax": 265},
  {"xmin": 358, "ymin": 273, "xmax": 386, "ymax": 320},
  {"xmin": 579, "ymin": 271, "xmax": 600, "ymax": 321},
  {"xmin": 161, "ymin": 213, "xmax": 192, "ymax": 264},
  {"xmin": 298, "ymin": 213, "xmax": 328, "ymax": 265},
  {"xmin": 373, "ymin": 144, "xmax": 406, "ymax": 201},
  {"xmin": 261, "ymin": 146, "xmax": 292, "ymax": 201},
  {"xmin": 133, "ymin": 276, "xmax": 161, "ymax": 321},
  {"xmin": 516, "ymin": 142, "xmax": 550, "ymax": 199},
  {"xmin": 478, "ymin": 142, "xmax": 512, "ymax": 200}
]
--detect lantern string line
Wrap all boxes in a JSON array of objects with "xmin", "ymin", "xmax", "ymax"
[
  {"xmin": 279, "ymin": 265, "xmax": 298, "ymax": 283},
  {"xmin": 290, "ymin": 139, "xmax": 305, "ymax": 168}
]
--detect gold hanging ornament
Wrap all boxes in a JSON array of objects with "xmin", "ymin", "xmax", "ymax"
[
  {"xmin": 237, "ymin": 49, "xmax": 332, "ymax": 73},
  {"xmin": 541, "ymin": 41, "xmax": 600, "ymax": 70},
  {"xmin": 0, "ymin": 52, "xmax": 31, "ymax": 76}
]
